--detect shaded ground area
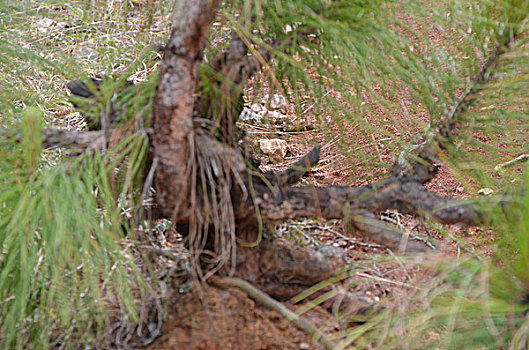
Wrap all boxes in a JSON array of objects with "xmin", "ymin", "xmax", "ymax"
[{"xmin": 149, "ymin": 286, "xmax": 332, "ymax": 350}]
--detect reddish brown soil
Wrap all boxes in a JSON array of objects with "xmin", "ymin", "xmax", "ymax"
[{"xmin": 148, "ymin": 287, "xmax": 332, "ymax": 350}]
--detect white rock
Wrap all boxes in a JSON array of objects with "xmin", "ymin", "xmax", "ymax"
[
  {"xmin": 259, "ymin": 139, "xmax": 288, "ymax": 159},
  {"xmin": 239, "ymin": 106, "xmax": 263, "ymax": 123},
  {"xmin": 267, "ymin": 110, "xmax": 288, "ymax": 120},
  {"xmin": 76, "ymin": 46, "xmax": 98, "ymax": 61},
  {"xmin": 37, "ymin": 18, "xmax": 55, "ymax": 33},
  {"xmin": 250, "ymin": 103, "xmax": 266, "ymax": 113},
  {"xmin": 478, "ymin": 188, "xmax": 494, "ymax": 196},
  {"xmin": 269, "ymin": 93, "xmax": 287, "ymax": 110}
]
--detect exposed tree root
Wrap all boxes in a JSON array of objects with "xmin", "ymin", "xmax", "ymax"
[
  {"xmin": 239, "ymin": 165, "xmax": 489, "ymax": 253},
  {"xmin": 233, "ymin": 236, "xmax": 377, "ymax": 325},
  {"xmin": 233, "ymin": 235, "xmax": 346, "ymax": 294}
]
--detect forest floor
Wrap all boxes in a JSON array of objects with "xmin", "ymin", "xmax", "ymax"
[
  {"xmin": 145, "ymin": 70, "xmax": 495, "ymax": 349},
  {"xmin": 10, "ymin": 2, "xmax": 499, "ymax": 348}
]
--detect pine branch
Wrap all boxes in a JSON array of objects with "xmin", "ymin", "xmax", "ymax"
[
  {"xmin": 0, "ymin": 128, "xmax": 106, "ymax": 151},
  {"xmin": 398, "ymin": 33, "xmax": 517, "ymax": 183}
]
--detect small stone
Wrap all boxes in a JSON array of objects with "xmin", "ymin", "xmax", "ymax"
[
  {"xmin": 37, "ymin": 18, "xmax": 55, "ymax": 33},
  {"xmin": 76, "ymin": 46, "xmax": 98, "ymax": 61},
  {"xmin": 267, "ymin": 110, "xmax": 288, "ymax": 120},
  {"xmin": 250, "ymin": 103, "xmax": 266, "ymax": 113},
  {"xmin": 299, "ymin": 342, "xmax": 310, "ymax": 349},
  {"xmin": 478, "ymin": 188, "xmax": 493, "ymax": 196},
  {"xmin": 269, "ymin": 93, "xmax": 287, "ymax": 110},
  {"xmin": 259, "ymin": 138, "xmax": 288, "ymax": 160},
  {"xmin": 239, "ymin": 105, "xmax": 264, "ymax": 123}
]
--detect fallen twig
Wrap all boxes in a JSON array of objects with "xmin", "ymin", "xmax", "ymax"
[{"xmin": 495, "ymin": 154, "xmax": 529, "ymax": 171}]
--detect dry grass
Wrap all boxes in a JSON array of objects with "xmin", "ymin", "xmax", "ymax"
[{"xmin": 2, "ymin": 0, "xmax": 170, "ymax": 127}]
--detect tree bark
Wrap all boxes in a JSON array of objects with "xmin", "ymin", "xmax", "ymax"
[{"xmin": 151, "ymin": 0, "xmax": 219, "ymax": 220}]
